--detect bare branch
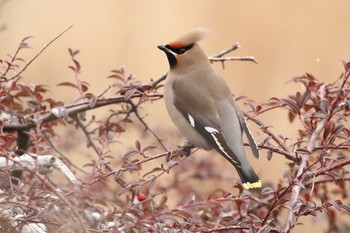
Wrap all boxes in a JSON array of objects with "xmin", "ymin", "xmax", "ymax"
[
  {"xmin": 312, "ymin": 158, "xmax": 350, "ymax": 177},
  {"xmin": 209, "ymin": 56, "xmax": 258, "ymax": 64},
  {"xmin": 72, "ymin": 114, "xmax": 101, "ymax": 156},
  {"xmin": 6, "ymin": 25, "xmax": 74, "ymax": 81},
  {"xmin": 285, "ymin": 84, "xmax": 327, "ymax": 232},
  {"xmin": 205, "ymin": 225, "xmax": 250, "ymax": 232},
  {"xmin": 0, "ymin": 189, "xmax": 47, "ymax": 233},
  {"xmin": 243, "ymin": 112, "xmax": 297, "ymax": 161},
  {"xmin": 43, "ymin": 132, "xmax": 88, "ymax": 174},
  {"xmin": 211, "ymin": 43, "xmax": 240, "ymax": 58},
  {"xmin": 208, "ymin": 43, "xmax": 258, "ymax": 69},
  {"xmin": 128, "ymin": 101, "xmax": 168, "ymax": 151},
  {"xmin": 2, "ymin": 92, "xmax": 163, "ymax": 132},
  {"xmin": 0, "ymin": 153, "xmax": 80, "ymax": 185}
]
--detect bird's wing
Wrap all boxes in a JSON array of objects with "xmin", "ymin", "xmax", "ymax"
[
  {"xmin": 232, "ymin": 101, "xmax": 260, "ymax": 159},
  {"xmin": 172, "ymin": 78, "xmax": 241, "ymax": 167}
]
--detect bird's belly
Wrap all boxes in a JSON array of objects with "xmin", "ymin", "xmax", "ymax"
[
  {"xmin": 171, "ymin": 111, "xmax": 212, "ymax": 150},
  {"xmin": 164, "ymin": 85, "xmax": 212, "ymax": 150}
]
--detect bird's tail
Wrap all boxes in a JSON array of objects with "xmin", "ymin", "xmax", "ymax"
[{"xmin": 235, "ymin": 165, "xmax": 262, "ymax": 190}]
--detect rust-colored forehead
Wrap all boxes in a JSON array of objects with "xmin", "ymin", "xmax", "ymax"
[
  {"xmin": 167, "ymin": 41, "xmax": 185, "ymax": 48},
  {"xmin": 166, "ymin": 28, "xmax": 210, "ymax": 48}
]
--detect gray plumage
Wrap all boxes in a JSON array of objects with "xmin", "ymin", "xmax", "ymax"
[{"xmin": 158, "ymin": 28, "xmax": 261, "ymax": 189}]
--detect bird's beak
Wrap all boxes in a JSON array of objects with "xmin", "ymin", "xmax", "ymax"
[
  {"xmin": 157, "ymin": 45, "xmax": 171, "ymax": 54},
  {"xmin": 158, "ymin": 44, "xmax": 177, "ymax": 68}
]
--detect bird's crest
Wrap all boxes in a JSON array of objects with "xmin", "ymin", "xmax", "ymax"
[{"xmin": 168, "ymin": 28, "xmax": 211, "ymax": 48}]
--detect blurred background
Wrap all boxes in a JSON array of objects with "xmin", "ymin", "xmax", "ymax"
[{"xmin": 1, "ymin": 1, "xmax": 350, "ymax": 231}]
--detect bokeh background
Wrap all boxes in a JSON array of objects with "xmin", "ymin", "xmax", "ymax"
[{"xmin": 1, "ymin": 1, "xmax": 350, "ymax": 232}]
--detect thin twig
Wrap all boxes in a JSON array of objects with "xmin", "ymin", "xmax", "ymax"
[
  {"xmin": 205, "ymin": 226, "xmax": 250, "ymax": 232},
  {"xmin": 284, "ymin": 84, "xmax": 327, "ymax": 232},
  {"xmin": 89, "ymin": 143, "xmax": 196, "ymax": 186},
  {"xmin": 7, "ymin": 25, "xmax": 74, "ymax": 81},
  {"xmin": 148, "ymin": 73, "xmax": 167, "ymax": 88},
  {"xmin": 312, "ymin": 158, "xmax": 350, "ymax": 177},
  {"xmin": 72, "ymin": 114, "xmax": 101, "ymax": 156},
  {"xmin": 128, "ymin": 101, "xmax": 167, "ymax": 151},
  {"xmin": 244, "ymin": 112, "xmax": 297, "ymax": 161},
  {"xmin": 2, "ymin": 92, "xmax": 163, "ymax": 131},
  {"xmin": 208, "ymin": 43, "xmax": 258, "ymax": 69},
  {"xmin": 97, "ymin": 84, "xmax": 112, "ymax": 98},
  {"xmin": 3, "ymin": 155, "xmax": 88, "ymax": 232},
  {"xmin": 209, "ymin": 56, "xmax": 258, "ymax": 64},
  {"xmin": 43, "ymin": 132, "xmax": 88, "ymax": 174},
  {"xmin": 36, "ymin": 174, "xmax": 88, "ymax": 232},
  {"xmin": 304, "ymin": 176, "xmax": 350, "ymax": 187},
  {"xmin": 257, "ymin": 143, "xmax": 297, "ymax": 160},
  {"xmin": 211, "ymin": 43, "xmax": 241, "ymax": 58}
]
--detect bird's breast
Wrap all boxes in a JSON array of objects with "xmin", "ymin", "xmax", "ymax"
[{"xmin": 164, "ymin": 79, "xmax": 212, "ymax": 150}]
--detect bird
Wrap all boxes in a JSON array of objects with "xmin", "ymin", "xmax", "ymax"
[{"xmin": 157, "ymin": 28, "xmax": 262, "ymax": 189}]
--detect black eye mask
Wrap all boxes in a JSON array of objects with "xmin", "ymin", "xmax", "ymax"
[{"xmin": 165, "ymin": 44, "xmax": 194, "ymax": 55}]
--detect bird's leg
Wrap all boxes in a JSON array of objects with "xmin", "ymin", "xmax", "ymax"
[
  {"xmin": 176, "ymin": 141, "xmax": 195, "ymax": 157},
  {"xmin": 168, "ymin": 141, "xmax": 194, "ymax": 161}
]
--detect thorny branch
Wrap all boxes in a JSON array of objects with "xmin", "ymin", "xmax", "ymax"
[
  {"xmin": 72, "ymin": 114, "xmax": 102, "ymax": 156},
  {"xmin": 209, "ymin": 43, "xmax": 258, "ymax": 68},
  {"xmin": 244, "ymin": 112, "xmax": 297, "ymax": 161},
  {"xmin": 311, "ymin": 157, "xmax": 350, "ymax": 178},
  {"xmin": 128, "ymin": 101, "xmax": 168, "ymax": 151},
  {"xmin": 211, "ymin": 43, "xmax": 241, "ymax": 58},
  {"xmin": 1, "ymin": 29, "xmax": 350, "ymax": 232},
  {"xmin": 43, "ymin": 132, "xmax": 88, "ymax": 174},
  {"xmin": 2, "ymin": 92, "xmax": 163, "ymax": 131},
  {"xmin": 285, "ymin": 84, "xmax": 327, "ymax": 231}
]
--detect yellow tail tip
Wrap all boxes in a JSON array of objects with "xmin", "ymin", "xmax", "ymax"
[{"xmin": 242, "ymin": 180, "xmax": 262, "ymax": 190}]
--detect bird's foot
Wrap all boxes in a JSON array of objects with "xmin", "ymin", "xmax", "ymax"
[{"xmin": 176, "ymin": 141, "xmax": 195, "ymax": 157}]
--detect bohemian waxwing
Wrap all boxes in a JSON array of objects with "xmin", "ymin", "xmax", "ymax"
[{"xmin": 158, "ymin": 28, "xmax": 261, "ymax": 189}]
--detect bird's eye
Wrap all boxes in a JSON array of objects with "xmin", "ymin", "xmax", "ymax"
[
  {"xmin": 178, "ymin": 48, "xmax": 186, "ymax": 54},
  {"xmin": 176, "ymin": 44, "xmax": 193, "ymax": 55},
  {"xmin": 165, "ymin": 44, "xmax": 194, "ymax": 55}
]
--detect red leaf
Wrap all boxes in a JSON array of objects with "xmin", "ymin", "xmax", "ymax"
[
  {"xmin": 123, "ymin": 150, "xmax": 139, "ymax": 160},
  {"xmin": 135, "ymin": 140, "xmax": 141, "ymax": 151},
  {"xmin": 124, "ymin": 88, "xmax": 137, "ymax": 101},
  {"xmin": 288, "ymin": 111, "xmax": 296, "ymax": 123},
  {"xmin": 158, "ymin": 196, "xmax": 167, "ymax": 206},
  {"xmin": 323, "ymin": 121, "xmax": 334, "ymax": 140},
  {"xmin": 73, "ymin": 59, "xmax": 81, "ymax": 73},
  {"xmin": 308, "ymin": 81, "xmax": 318, "ymax": 92},
  {"xmin": 15, "ymin": 57, "xmax": 25, "ymax": 62},
  {"xmin": 22, "ymin": 36, "xmax": 33, "ymax": 42},
  {"xmin": 114, "ymin": 169, "xmax": 123, "ymax": 181},
  {"xmin": 88, "ymin": 95, "xmax": 97, "ymax": 108},
  {"xmin": 142, "ymin": 145, "xmax": 156, "ymax": 153},
  {"xmin": 255, "ymin": 105, "xmax": 262, "ymax": 114},
  {"xmin": 73, "ymin": 49, "xmax": 80, "ymax": 56},
  {"xmin": 68, "ymin": 48, "xmax": 74, "ymax": 57},
  {"xmin": 107, "ymin": 74, "xmax": 125, "ymax": 82},
  {"xmin": 267, "ymin": 150, "xmax": 273, "ymax": 160},
  {"xmin": 172, "ymin": 209, "xmax": 192, "ymax": 219},
  {"xmin": 281, "ymin": 98, "xmax": 300, "ymax": 114},
  {"xmin": 339, "ymin": 59, "xmax": 350, "ymax": 72},
  {"xmin": 125, "ymin": 178, "xmax": 145, "ymax": 188},
  {"xmin": 57, "ymin": 82, "xmax": 79, "ymax": 90},
  {"xmin": 261, "ymin": 187, "xmax": 274, "ymax": 196},
  {"xmin": 81, "ymin": 83, "xmax": 88, "ymax": 92},
  {"xmin": 320, "ymin": 99, "xmax": 329, "ymax": 113},
  {"xmin": 68, "ymin": 65, "xmax": 76, "ymax": 72},
  {"xmin": 332, "ymin": 200, "xmax": 348, "ymax": 212},
  {"xmin": 300, "ymin": 89, "xmax": 311, "ymax": 108},
  {"xmin": 130, "ymin": 81, "xmax": 143, "ymax": 88},
  {"xmin": 143, "ymin": 167, "xmax": 163, "ymax": 178}
]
